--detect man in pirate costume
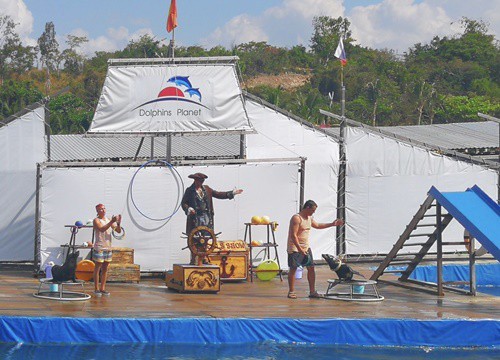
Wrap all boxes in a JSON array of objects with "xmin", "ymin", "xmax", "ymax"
[{"xmin": 181, "ymin": 173, "xmax": 243, "ymax": 264}]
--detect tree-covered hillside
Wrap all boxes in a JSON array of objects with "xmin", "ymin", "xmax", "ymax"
[{"xmin": 1, "ymin": 15, "xmax": 498, "ymax": 133}]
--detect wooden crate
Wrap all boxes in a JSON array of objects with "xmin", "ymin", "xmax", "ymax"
[
  {"xmin": 210, "ymin": 240, "xmax": 249, "ymax": 282},
  {"xmin": 111, "ymin": 247, "xmax": 134, "ymax": 264},
  {"xmin": 165, "ymin": 264, "xmax": 220, "ymax": 293},
  {"xmin": 108, "ymin": 263, "xmax": 140, "ymax": 283},
  {"xmin": 208, "ymin": 254, "xmax": 248, "ymax": 281}
]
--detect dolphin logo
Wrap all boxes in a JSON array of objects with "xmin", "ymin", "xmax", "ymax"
[
  {"xmin": 167, "ymin": 76, "xmax": 192, "ymax": 89},
  {"xmin": 133, "ymin": 75, "xmax": 208, "ymax": 110},
  {"xmin": 185, "ymin": 88, "xmax": 202, "ymax": 101}
]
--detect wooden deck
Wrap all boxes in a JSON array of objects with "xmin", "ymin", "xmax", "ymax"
[{"xmin": 0, "ymin": 263, "xmax": 498, "ymax": 320}]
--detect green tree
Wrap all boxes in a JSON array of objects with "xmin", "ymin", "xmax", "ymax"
[
  {"xmin": 0, "ymin": 80, "xmax": 43, "ymax": 118},
  {"xmin": 119, "ymin": 34, "xmax": 162, "ymax": 58},
  {"xmin": 61, "ymin": 35, "xmax": 88, "ymax": 75},
  {"xmin": 47, "ymin": 93, "xmax": 92, "ymax": 134},
  {"xmin": 38, "ymin": 22, "xmax": 60, "ymax": 95},
  {"xmin": 310, "ymin": 16, "xmax": 351, "ymax": 65},
  {"xmin": 0, "ymin": 15, "xmax": 37, "ymax": 84},
  {"xmin": 435, "ymin": 95, "xmax": 500, "ymax": 122},
  {"xmin": 38, "ymin": 22, "xmax": 60, "ymax": 71}
]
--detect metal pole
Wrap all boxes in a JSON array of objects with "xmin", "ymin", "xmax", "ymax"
[
  {"xmin": 166, "ymin": 134, "xmax": 172, "ymax": 163},
  {"xmin": 240, "ymin": 134, "xmax": 246, "ymax": 159},
  {"xmin": 45, "ymin": 106, "xmax": 51, "ymax": 161},
  {"xmin": 468, "ymin": 236, "xmax": 477, "ymax": 296},
  {"xmin": 34, "ymin": 163, "xmax": 42, "ymax": 274},
  {"xmin": 336, "ymin": 65, "xmax": 347, "ymax": 255},
  {"xmin": 436, "ymin": 203, "xmax": 444, "ymax": 296},
  {"xmin": 300, "ymin": 157, "xmax": 306, "ymax": 211},
  {"xmin": 150, "ymin": 137, "xmax": 154, "ymax": 160},
  {"xmin": 133, "ymin": 137, "xmax": 145, "ymax": 161},
  {"xmin": 170, "ymin": 28, "xmax": 175, "ymax": 59}
]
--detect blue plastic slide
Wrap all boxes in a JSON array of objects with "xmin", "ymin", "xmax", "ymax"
[{"xmin": 429, "ymin": 185, "xmax": 500, "ymax": 261}]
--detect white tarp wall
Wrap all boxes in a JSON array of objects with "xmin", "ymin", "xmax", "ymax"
[
  {"xmin": 244, "ymin": 98, "xmax": 498, "ymax": 256},
  {"xmin": 39, "ymin": 161, "xmax": 300, "ymax": 271},
  {"xmin": 345, "ymin": 127, "xmax": 498, "ymax": 254},
  {"xmin": 88, "ymin": 63, "xmax": 253, "ymax": 134},
  {"xmin": 245, "ymin": 99, "xmax": 340, "ymax": 258},
  {"xmin": 0, "ymin": 106, "xmax": 46, "ymax": 261}
]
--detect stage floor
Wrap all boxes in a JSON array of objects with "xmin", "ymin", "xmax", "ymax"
[{"xmin": 0, "ymin": 263, "xmax": 498, "ymax": 320}]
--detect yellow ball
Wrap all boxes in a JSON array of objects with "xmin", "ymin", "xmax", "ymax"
[
  {"xmin": 256, "ymin": 260, "xmax": 279, "ymax": 281},
  {"xmin": 251, "ymin": 216, "xmax": 262, "ymax": 225},
  {"xmin": 261, "ymin": 216, "xmax": 271, "ymax": 224}
]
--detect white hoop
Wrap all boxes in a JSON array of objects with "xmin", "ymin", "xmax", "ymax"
[{"xmin": 112, "ymin": 227, "xmax": 126, "ymax": 240}]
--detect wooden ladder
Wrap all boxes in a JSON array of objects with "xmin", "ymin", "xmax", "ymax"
[{"xmin": 370, "ymin": 194, "xmax": 457, "ymax": 295}]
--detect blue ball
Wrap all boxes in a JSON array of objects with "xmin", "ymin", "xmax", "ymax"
[{"xmin": 75, "ymin": 220, "xmax": 84, "ymax": 228}]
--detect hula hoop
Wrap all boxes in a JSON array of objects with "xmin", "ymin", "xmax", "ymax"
[
  {"xmin": 130, "ymin": 159, "xmax": 184, "ymax": 221},
  {"xmin": 112, "ymin": 227, "xmax": 126, "ymax": 240}
]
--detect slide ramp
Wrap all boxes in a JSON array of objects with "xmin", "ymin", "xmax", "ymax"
[{"xmin": 429, "ymin": 185, "xmax": 500, "ymax": 261}]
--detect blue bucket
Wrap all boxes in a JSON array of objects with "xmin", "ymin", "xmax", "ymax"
[{"xmin": 353, "ymin": 285, "xmax": 365, "ymax": 294}]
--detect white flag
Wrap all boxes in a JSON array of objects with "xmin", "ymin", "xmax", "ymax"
[{"xmin": 334, "ymin": 37, "xmax": 347, "ymax": 65}]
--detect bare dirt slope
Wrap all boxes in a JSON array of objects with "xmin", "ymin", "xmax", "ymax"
[{"xmin": 244, "ymin": 73, "xmax": 310, "ymax": 90}]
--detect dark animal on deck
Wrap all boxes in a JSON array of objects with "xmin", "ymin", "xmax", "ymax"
[
  {"xmin": 322, "ymin": 254, "xmax": 364, "ymax": 281},
  {"xmin": 51, "ymin": 251, "xmax": 79, "ymax": 282}
]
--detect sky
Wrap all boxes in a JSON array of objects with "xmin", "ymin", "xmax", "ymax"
[{"xmin": 2, "ymin": 0, "xmax": 500, "ymax": 57}]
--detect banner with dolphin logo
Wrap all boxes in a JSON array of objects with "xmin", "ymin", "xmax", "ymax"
[{"xmin": 88, "ymin": 62, "xmax": 253, "ymax": 135}]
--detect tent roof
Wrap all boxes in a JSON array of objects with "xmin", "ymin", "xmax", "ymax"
[
  {"xmin": 48, "ymin": 93, "xmax": 498, "ymax": 167},
  {"xmin": 377, "ymin": 122, "xmax": 499, "ymax": 151},
  {"xmin": 50, "ymin": 133, "xmax": 241, "ymax": 162},
  {"xmin": 324, "ymin": 121, "xmax": 498, "ymax": 151}
]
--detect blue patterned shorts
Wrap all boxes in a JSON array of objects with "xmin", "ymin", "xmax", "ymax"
[{"xmin": 93, "ymin": 249, "xmax": 113, "ymax": 263}]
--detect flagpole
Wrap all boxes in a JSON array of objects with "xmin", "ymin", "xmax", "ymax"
[
  {"xmin": 167, "ymin": 0, "xmax": 177, "ymax": 59},
  {"xmin": 171, "ymin": 28, "xmax": 175, "ymax": 59},
  {"xmin": 336, "ymin": 56, "xmax": 347, "ymax": 256}
]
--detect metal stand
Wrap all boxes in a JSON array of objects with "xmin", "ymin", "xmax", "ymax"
[
  {"xmin": 33, "ymin": 278, "xmax": 90, "ymax": 301},
  {"xmin": 62, "ymin": 225, "xmax": 94, "ymax": 260},
  {"xmin": 324, "ymin": 279, "xmax": 384, "ymax": 302},
  {"xmin": 244, "ymin": 223, "xmax": 283, "ymax": 282}
]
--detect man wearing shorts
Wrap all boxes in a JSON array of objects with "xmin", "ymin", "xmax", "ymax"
[
  {"xmin": 92, "ymin": 203, "xmax": 121, "ymax": 297},
  {"xmin": 287, "ymin": 200, "xmax": 343, "ymax": 299}
]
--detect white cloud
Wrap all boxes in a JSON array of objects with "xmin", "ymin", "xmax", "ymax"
[
  {"xmin": 202, "ymin": 14, "xmax": 269, "ymax": 49},
  {"xmin": 264, "ymin": 0, "xmax": 344, "ymax": 20},
  {"xmin": 203, "ymin": 0, "xmax": 500, "ymax": 51},
  {"xmin": 83, "ymin": 27, "xmax": 156, "ymax": 56},
  {"xmin": 63, "ymin": 26, "xmax": 157, "ymax": 57},
  {"xmin": 6, "ymin": 0, "xmax": 500, "ymax": 56},
  {"xmin": 348, "ymin": 0, "xmax": 500, "ymax": 52},
  {"xmin": 3, "ymin": 0, "xmax": 156, "ymax": 56},
  {"xmin": 1, "ymin": 0, "xmax": 35, "ymax": 44},
  {"xmin": 202, "ymin": 0, "xmax": 344, "ymax": 48},
  {"xmin": 426, "ymin": 0, "xmax": 500, "ymax": 38}
]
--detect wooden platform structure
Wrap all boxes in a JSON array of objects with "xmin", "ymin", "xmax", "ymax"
[{"xmin": 0, "ymin": 263, "xmax": 497, "ymax": 320}]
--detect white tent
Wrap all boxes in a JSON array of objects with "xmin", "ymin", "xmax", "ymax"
[
  {"xmin": 0, "ymin": 106, "xmax": 46, "ymax": 261},
  {"xmin": 1, "ymin": 61, "xmax": 497, "ymax": 269},
  {"xmin": 244, "ymin": 97, "xmax": 498, "ymax": 256},
  {"xmin": 38, "ymin": 159, "xmax": 302, "ymax": 271}
]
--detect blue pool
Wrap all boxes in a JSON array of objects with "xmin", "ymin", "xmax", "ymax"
[
  {"xmin": 0, "ymin": 342, "xmax": 498, "ymax": 360},
  {"xmin": 387, "ymin": 263, "xmax": 500, "ymax": 296}
]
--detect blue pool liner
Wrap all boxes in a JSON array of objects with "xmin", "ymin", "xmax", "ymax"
[{"xmin": 0, "ymin": 316, "xmax": 498, "ymax": 347}]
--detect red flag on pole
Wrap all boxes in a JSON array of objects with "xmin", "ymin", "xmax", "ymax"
[
  {"xmin": 334, "ymin": 37, "xmax": 347, "ymax": 66},
  {"xmin": 166, "ymin": 0, "xmax": 178, "ymax": 33}
]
